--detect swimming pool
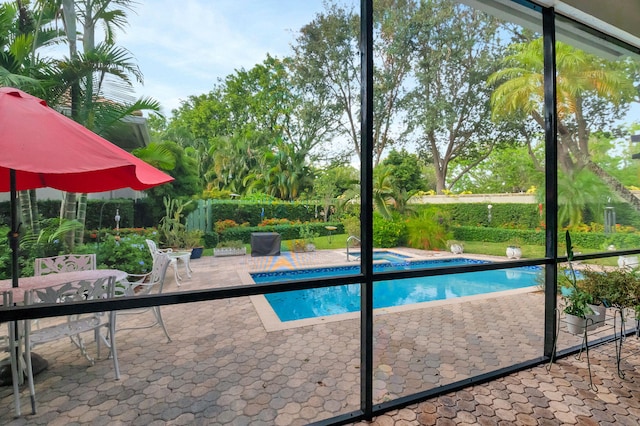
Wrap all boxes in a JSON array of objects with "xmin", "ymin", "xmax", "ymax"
[
  {"xmin": 348, "ymin": 250, "xmax": 411, "ymax": 262},
  {"xmin": 252, "ymin": 258, "xmax": 540, "ymax": 321}
]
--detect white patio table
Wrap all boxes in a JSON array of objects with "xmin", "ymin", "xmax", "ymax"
[
  {"xmin": 0, "ymin": 269, "xmax": 127, "ymax": 303},
  {"xmin": 167, "ymin": 251, "xmax": 192, "ymax": 285},
  {"xmin": 0, "ymin": 269, "xmax": 128, "ymax": 386}
]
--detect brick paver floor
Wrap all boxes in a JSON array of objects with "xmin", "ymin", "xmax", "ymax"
[{"xmin": 1, "ymin": 249, "xmax": 639, "ymax": 425}]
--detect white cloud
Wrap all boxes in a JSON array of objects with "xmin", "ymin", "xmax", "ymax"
[{"xmin": 120, "ymin": 0, "xmax": 328, "ymax": 114}]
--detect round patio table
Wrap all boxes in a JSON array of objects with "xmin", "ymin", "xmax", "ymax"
[
  {"xmin": 0, "ymin": 269, "xmax": 127, "ymax": 303},
  {"xmin": 0, "ymin": 269, "xmax": 127, "ymax": 384},
  {"xmin": 167, "ymin": 251, "xmax": 192, "ymax": 285}
]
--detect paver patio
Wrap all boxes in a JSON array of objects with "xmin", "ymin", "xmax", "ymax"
[{"xmin": 1, "ymin": 249, "xmax": 639, "ymax": 425}]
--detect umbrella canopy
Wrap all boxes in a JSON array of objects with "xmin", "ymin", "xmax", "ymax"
[
  {"xmin": 0, "ymin": 87, "xmax": 173, "ymax": 192},
  {"xmin": 0, "ymin": 87, "xmax": 174, "ymax": 287}
]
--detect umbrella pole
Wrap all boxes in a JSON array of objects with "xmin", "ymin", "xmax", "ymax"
[{"xmin": 10, "ymin": 169, "xmax": 19, "ymax": 288}]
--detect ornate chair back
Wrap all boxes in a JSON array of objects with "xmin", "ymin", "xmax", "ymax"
[{"xmin": 34, "ymin": 254, "xmax": 96, "ymax": 276}]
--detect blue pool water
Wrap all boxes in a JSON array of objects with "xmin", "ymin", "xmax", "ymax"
[
  {"xmin": 349, "ymin": 250, "xmax": 411, "ymax": 262},
  {"xmin": 252, "ymin": 258, "xmax": 539, "ymax": 321}
]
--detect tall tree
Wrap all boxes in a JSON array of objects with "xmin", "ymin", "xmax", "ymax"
[
  {"xmin": 452, "ymin": 145, "xmax": 543, "ymax": 194},
  {"xmin": 408, "ymin": 0, "xmax": 509, "ymax": 194},
  {"xmin": 170, "ymin": 56, "xmax": 332, "ymax": 199},
  {"xmin": 292, "ymin": 0, "xmax": 416, "ymax": 165}
]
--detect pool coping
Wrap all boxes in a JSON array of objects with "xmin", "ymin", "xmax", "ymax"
[
  {"xmin": 240, "ymin": 253, "xmax": 540, "ymax": 331},
  {"xmin": 248, "ymin": 285, "xmax": 540, "ymax": 332}
]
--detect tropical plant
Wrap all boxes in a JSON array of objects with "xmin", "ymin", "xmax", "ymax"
[
  {"xmin": 341, "ymin": 215, "xmax": 360, "ymax": 239},
  {"xmin": 157, "ymin": 196, "xmax": 193, "ymax": 248},
  {"xmin": 313, "ymin": 164, "xmax": 359, "ymax": 222},
  {"xmin": 405, "ymin": 208, "xmax": 452, "ymax": 250},
  {"xmin": 20, "ymin": 218, "xmax": 84, "ymax": 259},
  {"xmin": 372, "ymin": 166, "xmax": 395, "ymax": 220}
]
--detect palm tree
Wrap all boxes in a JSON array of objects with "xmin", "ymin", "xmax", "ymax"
[
  {"xmin": 0, "ymin": 2, "xmax": 62, "ymax": 235},
  {"xmin": 557, "ymin": 169, "xmax": 608, "ymax": 229},
  {"xmin": 210, "ymin": 133, "xmax": 262, "ymax": 194},
  {"xmin": 42, "ymin": 0, "xmax": 160, "ymax": 245},
  {"xmin": 0, "ymin": 2, "xmax": 57, "ymax": 91},
  {"xmin": 489, "ymin": 38, "xmax": 640, "ymax": 210},
  {"xmin": 372, "ymin": 166, "xmax": 396, "ymax": 220}
]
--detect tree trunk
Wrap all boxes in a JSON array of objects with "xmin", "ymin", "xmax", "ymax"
[
  {"xmin": 586, "ymin": 161, "xmax": 640, "ymax": 212},
  {"xmin": 61, "ymin": 192, "xmax": 77, "ymax": 249},
  {"xmin": 29, "ymin": 189, "xmax": 40, "ymax": 235},
  {"xmin": 18, "ymin": 190, "xmax": 33, "ymax": 233},
  {"xmin": 75, "ymin": 193, "xmax": 88, "ymax": 245}
]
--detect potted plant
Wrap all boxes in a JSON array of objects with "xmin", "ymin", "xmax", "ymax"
[
  {"xmin": 505, "ymin": 238, "xmax": 522, "ymax": 259},
  {"xmin": 157, "ymin": 196, "xmax": 193, "ymax": 249},
  {"xmin": 560, "ymin": 282, "xmax": 595, "ymax": 334},
  {"xmin": 576, "ymin": 267, "xmax": 616, "ymax": 330},
  {"xmin": 290, "ymin": 239, "xmax": 306, "ymax": 253},
  {"xmin": 299, "ymin": 224, "xmax": 318, "ymax": 252},
  {"xmin": 184, "ymin": 229, "xmax": 205, "ymax": 259},
  {"xmin": 560, "ymin": 231, "xmax": 594, "ymax": 334}
]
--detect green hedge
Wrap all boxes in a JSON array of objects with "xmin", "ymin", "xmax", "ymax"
[
  {"xmin": 208, "ymin": 200, "xmax": 323, "ymax": 227},
  {"xmin": 452, "ymin": 226, "xmax": 640, "ymax": 250},
  {"xmin": 219, "ymin": 222, "xmax": 344, "ymax": 243},
  {"xmin": 413, "ymin": 203, "xmax": 542, "ymax": 229},
  {"xmin": 0, "ymin": 199, "xmax": 135, "ymax": 230}
]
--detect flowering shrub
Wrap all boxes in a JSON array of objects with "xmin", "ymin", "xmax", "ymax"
[
  {"xmin": 214, "ymin": 219, "xmax": 239, "ymax": 233},
  {"xmin": 259, "ymin": 218, "xmax": 295, "ymax": 227}
]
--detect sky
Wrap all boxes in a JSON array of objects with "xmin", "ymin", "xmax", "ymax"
[{"xmin": 117, "ymin": 0, "xmax": 330, "ymax": 117}]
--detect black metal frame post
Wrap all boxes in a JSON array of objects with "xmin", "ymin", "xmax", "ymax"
[
  {"xmin": 9, "ymin": 169, "xmax": 20, "ymax": 288},
  {"xmin": 360, "ymin": 0, "xmax": 374, "ymax": 420},
  {"xmin": 542, "ymin": 6, "xmax": 559, "ymax": 358}
]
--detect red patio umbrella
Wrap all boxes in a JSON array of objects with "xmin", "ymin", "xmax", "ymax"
[{"xmin": 0, "ymin": 87, "xmax": 174, "ymax": 288}]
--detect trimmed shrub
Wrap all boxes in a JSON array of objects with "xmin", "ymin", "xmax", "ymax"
[
  {"xmin": 373, "ymin": 213, "xmax": 406, "ymax": 248},
  {"xmin": 219, "ymin": 222, "xmax": 343, "ymax": 244},
  {"xmin": 203, "ymin": 232, "xmax": 219, "ymax": 249}
]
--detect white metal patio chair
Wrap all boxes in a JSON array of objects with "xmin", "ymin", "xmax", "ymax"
[
  {"xmin": 34, "ymin": 254, "xmax": 96, "ymax": 276},
  {"xmin": 1, "ymin": 291, "xmax": 23, "ymax": 417},
  {"xmin": 23, "ymin": 276, "xmax": 119, "ymax": 414},
  {"xmin": 145, "ymin": 239, "xmax": 181, "ymax": 285},
  {"xmin": 117, "ymin": 252, "xmax": 172, "ymax": 342}
]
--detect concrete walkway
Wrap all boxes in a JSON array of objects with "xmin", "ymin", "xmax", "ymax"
[{"xmin": 1, "ymin": 249, "xmax": 639, "ymax": 425}]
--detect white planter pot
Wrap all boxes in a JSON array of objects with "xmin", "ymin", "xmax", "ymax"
[
  {"xmin": 305, "ymin": 243, "xmax": 316, "ymax": 252},
  {"xmin": 586, "ymin": 304, "xmax": 606, "ymax": 331},
  {"xmin": 565, "ymin": 313, "xmax": 587, "ymax": 335},
  {"xmin": 213, "ymin": 247, "xmax": 247, "ymax": 257},
  {"xmin": 450, "ymin": 244, "xmax": 463, "ymax": 254},
  {"xmin": 506, "ymin": 246, "xmax": 522, "ymax": 259}
]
